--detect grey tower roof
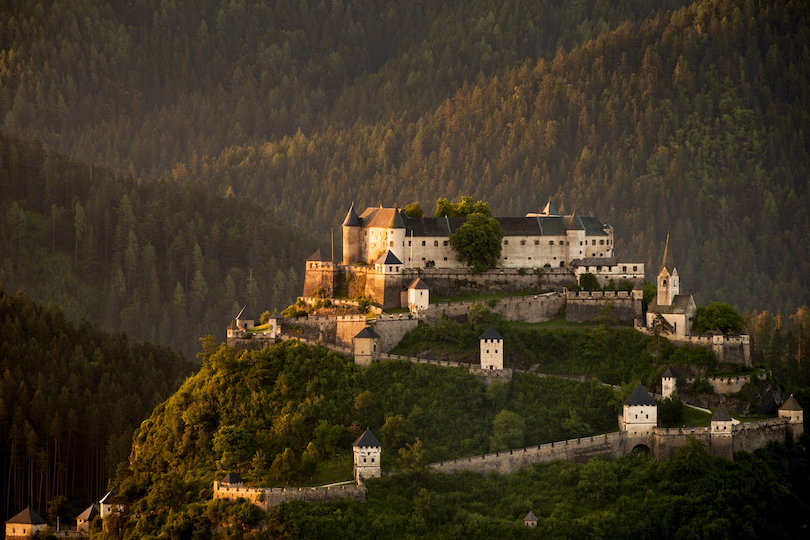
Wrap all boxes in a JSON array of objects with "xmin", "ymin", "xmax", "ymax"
[
  {"xmin": 662, "ymin": 367, "xmax": 678, "ymax": 379},
  {"xmin": 567, "ymin": 211, "xmax": 586, "ymax": 231},
  {"xmin": 376, "ymin": 250, "xmax": 403, "ymax": 265},
  {"xmin": 354, "ymin": 327, "xmax": 380, "ymax": 339},
  {"xmin": 221, "ymin": 472, "xmax": 244, "ymax": 484},
  {"xmin": 99, "ymin": 490, "xmax": 116, "ymax": 504},
  {"xmin": 624, "ymin": 384, "xmax": 657, "ymax": 406},
  {"xmin": 352, "ymin": 428, "xmax": 381, "ymax": 448},
  {"xmin": 524, "ymin": 511, "xmax": 538, "ymax": 523},
  {"xmin": 780, "ymin": 394, "xmax": 803, "ymax": 411},
  {"xmin": 712, "ymin": 402, "xmax": 733, "ymax": 422},
  {"xmin": 7, "ymin": 507, "xmax": 46, "ymax": 525},
  {"xmin": 76, "ymin": 504, "xmax": 99, "ymax": 521},
  {"xmin": 480, "ymin": 326, "xmax": 503, "ymax": 340},
  {"xmin": 408, "ymin": 278, "xmax": 429, "ymax": 290},
  {"xmin": 342, "ymin": 203, "xmax": 360, "ymax": 226},
  {"xmin": 236, "ymin": 305, "xmax": 254, "ymax": 320},
  {"xmin": 306, "ymin": 248, "xmax": 330, "ymax": 262}
]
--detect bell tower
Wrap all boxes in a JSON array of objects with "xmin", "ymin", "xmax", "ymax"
[{"xmin": 657, "ymin": 233, "xmax": 679, "ymax": 306}]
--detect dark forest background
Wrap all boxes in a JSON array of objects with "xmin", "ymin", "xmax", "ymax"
[{"xmin": 2, "ymin": 0, "xmax": 810, "ymax": 528}]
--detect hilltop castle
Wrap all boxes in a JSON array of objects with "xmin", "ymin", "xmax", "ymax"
[{"xmin": 304, "ymin": 201, "xmax": 646, "ymax": 308}]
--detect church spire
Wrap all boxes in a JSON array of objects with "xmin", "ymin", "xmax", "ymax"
[{"xmin": 660, "ymin": 232, "xmax": 675, "ymax": 273}]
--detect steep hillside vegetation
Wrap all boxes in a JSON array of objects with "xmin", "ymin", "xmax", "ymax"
[
  {"xmin": 118, "ymin": 340, "xmax": 619, "ymax": 511},
  {"xmin": 0, "ymin": 132, "xmax": 321, "ymax": 354},
  {"xmin": 0, "ymin": 285, "xmax": 194, "ymax": 523}
]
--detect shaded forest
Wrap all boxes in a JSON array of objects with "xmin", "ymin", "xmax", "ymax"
[
  {"xmin": 0, "ymin": 285, "xmax": 194, "ymax": 523},
  {"xmin": 0, "ymin": 132, "xmax": 322, "ymax": 355},
  {"xmin": 2, "ymin": 0, "xmax": 808, "ymax": 316}
]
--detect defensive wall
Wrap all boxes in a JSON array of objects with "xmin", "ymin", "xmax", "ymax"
[
  {"xmin": 213, "ymin": 481, "xmax": 366, "ymax": 511},
  {"xmin": 429, "ymin": 416, "xmax": 799, "ymax": 476},
  {"xmin": 401, "ymin": 267, "xmax": 573, "ymax": 296},
  {"xmin": 565, "ymin": 290, "xmax": 642, "ymax": 324},
  {"xmin": 281, "ymin": 314, "xmax": 416, "ymax": 353},
  {"xmin": 420, "ymin": 293, "xmax": 565, "ymax": 324},
  {"xmin": 636, "ymin": 323, "xmax": 751, "ymax": 366},
  {"xmin": 299, "ymin": 297, "xmax": 383, "ymax": 315}
]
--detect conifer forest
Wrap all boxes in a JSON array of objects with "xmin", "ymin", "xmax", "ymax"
[{"xmin": 1, "ymin": 0, "xmax": 810, "ymax": 536}]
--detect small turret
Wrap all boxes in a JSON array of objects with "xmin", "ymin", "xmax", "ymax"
[
  {"xmin": 479, "ymin": 326, "xmax": 504, "ymax": 370},
  {"xmin": 619, "ymin": 384, "xmax": 657, "ymax": 435},
  {"xmin": 778, "ymin": 395, "xmax": 804, "ymax": 439},
  {"xmin": 661, "ymin": 367, "xmax": 678, "ymax": 399},
  {"xmin": 352, "ymin": 428, "xmax": 381, "ymax": 484}
]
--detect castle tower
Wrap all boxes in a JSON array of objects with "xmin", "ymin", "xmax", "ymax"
[
  {"xmin": 778, "ymin": 394, "xmax": 804, "ymax": 439},
  {"xmin": 661, "ymin": 367, "xmax": 678, "ymax": 399},
  {"xmin": 619, "ymin": 384, "xmax": 657, "ymax": 435},
  {"xmin": 342, "ymin": 203, "xmax": 362, "ymax": 265},
  {"xmin": 352, "ymin": 428, "xmax": 381, "ymax": 484},
  {"xmin": 479, "ymin": 326, "xmax": 504, "ymax": 370},
  {"xmin": 407, "ymin": 278, "xmax": 429, "ymax": 313},
  {"xmin": 710, "ymin": 402, "xmax": 734, "ymax": 460},
  {"xmin": 523, "ymin": 511, "xmax": 538, "ymax": 527},
  {"xmin": 565, "ymin": 211, "xmax": 586, "ymax": 264},
  {"xmin": 657, "ymin": 233, "xmax": 678, "ymax": 306},
  {"xmin": 353, "ymin": 326, "xmax": 380, "ymax": 367},
  {"xmin": 712, "ymin": 328, "xmax": 725, "ymax": 363}
]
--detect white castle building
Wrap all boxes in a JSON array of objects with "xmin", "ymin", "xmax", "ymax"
[{"xmin": 342, "ymin": 201, "xmax": 631, "ymax": 271}]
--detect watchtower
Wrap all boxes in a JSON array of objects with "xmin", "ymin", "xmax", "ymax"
[
  {"xmin": 480, "ymin": 326, "xmax": 504, "ymax": 370},
  {"xmin": 353, "ymin": 327, "xmax": 380, "ymax": 367},
  {"xmin": 619, "ymin": 384, "xmax": 657, "ymax": 435},
  {"xmin": 710, "ymin": 402, "xmax": 734, "ymax": 460},
  {"xmin": 778, "ymin": 395, "xmax": 804, "ymax": 439},
  {"xmin": 352, "ymin": 428, "xmax": 381, "ymax": 484},
  {"xmin": 661, "ymin": 367, "xmax": 678, "ymax": 399}
]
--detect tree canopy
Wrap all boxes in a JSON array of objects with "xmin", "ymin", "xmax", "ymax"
[
  {"xmin": 693, "ymin": 302, "xmax": 745, "ymax": 334},
  {"xmin": 448, "ymin": 213, "xmax": 504, "ymax": 273}
]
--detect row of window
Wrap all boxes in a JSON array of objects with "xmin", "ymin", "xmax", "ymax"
[{"xmin": 503, "ymin": 239, "xmax": 611, "ymax": 246}]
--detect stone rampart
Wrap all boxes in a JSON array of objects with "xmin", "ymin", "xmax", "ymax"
[
  {"xmin": 285, "ymin": 316, "xmax": 338, "ymax": 343},
  {"xmin": 429, "ymin": 432, "xmax": 626, "ymax": 476},
  {"xmin": 652, "ymin": 427, "xmax": 712, "ymax": 461},
  {"xmin": 213, "ymin": 482, "xmax": 365, "ymax": 511},
  {"xmin": 334, "ymin": 315, "xmax": 368, "ymax": 348},
  {"xmin": 677, "ymin": 375, "xmax": 752, "ymax": 395},
  {"xmin": 565, "ymin": 291, "xmax": 641, "ymax": 324},
  {"xmin": 402, "ymin": 267, "xmax": 574, "ymax": 297},
  {"xmin": 731, "ymin": 418, "xmax": 791, "ymax": 453},
  {"xmin": 226, "ymin": 335, "xmax": 276, "ymax": 352},
  {"xmin": 421, "ymin": 293, "xmax": 565, "ymax": 324},
  {"xmin": 373, "ymin": 314, "xmax": 418, "ymax": 352}
]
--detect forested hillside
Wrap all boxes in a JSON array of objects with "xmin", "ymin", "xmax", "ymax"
[
  {"xmin": 2, "ymin": 0, "xmax": 809, "ymax": 316},
  {"xmin": 0, "ymin": 285, "xmax": 194, "ymax": 523},
  {"xmin": 0, "ymin": 132, "xmax": 321, "ymax": 354}
]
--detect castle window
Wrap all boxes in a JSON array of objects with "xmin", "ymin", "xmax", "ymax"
[
  {"xmin": 560, "ymin": 261, "xmax": 565, "ymax": 267},
  {"xmin": 390, "ymin": 241, "xmax": 394, "ymax": 247},
  {"xmin": 534, "ymin": 240, "xmax": 540, "ymax": 245},
  {"xmin": 520, "ymin": 240, "xmax": 526, "ymax": 246},
  {"xmin": 549, "ymin": 241, "xmax": 554, "ymax": 246},
  {"xmin": 422, "ymin": 241, "xmax": 426, "ymax": 246},
  {"xmin": 580, "ymin": 241, "xmax": 583, "ymax": 246},
  {"xmin": 371, "ymin": 458, "xmax": 374, "ymax": 462},
  {"xmin": 443, "ymin": 241, "xmax": 448, "ymax": 246},
  {"xmin": 597, "ymin": 266, "xmax": 602, "ymax": 271},
  {"xmin": 443, "ymin": 257, "xmax": 448, "ymax": 261},
  {"xmin": 623, "ymin": 266, "xmax": 627, "ymax": 272},
  {"xmin": 600, "ymin": 240, "xmax": 604, "ymax": 245},
  {"xmin": 434, "ymin": 240, "xmax": 439, "ymax": 247},
  {"xmin": 408, "ymin": 241, "xmax": 412, "ymax": 246},
  {"xmin": 559, "ymin": 241, "xmax": 564, "ymax": 245},
  {"xmin": 528, "ymin": 257, "xmax": 531, "ymax": 260},
  {"xmin": 592, "ymin": 240, "xmax": 596, "ymax": 245},
  {"xmin": 633, "ymin": 266, "xmax": 638, "ymax": 271},
  {"xmin": 504, "ymin": 240, "xmax": 509, "ymax": 245}
]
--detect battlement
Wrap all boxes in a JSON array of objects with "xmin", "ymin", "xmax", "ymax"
[
  {"xmin": 567, "ymin": 290, "xmax": 631, "ymax": 298},
  {"xmin": 213, "ymin": 481, "xmax": 366, "ymax": 510}
]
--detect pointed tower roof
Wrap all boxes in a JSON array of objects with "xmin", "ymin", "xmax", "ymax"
[
  {"xmin": 780, "ymin": 394, "xmax": 803, "ymax": 411},
  {"xmin": 713, "ymin": 327, "xmax": 724, "ymax": 336},
  {"xmin": 99, "ymin": 490, "xmax": 116, "ymax": 504},
  {"xmin": 306, "ymin": 248, "xmax": 330, "ymax": 262},
  {"xmin": 524, "ymin": 511, "xmax": 538, "ymax": 523},
  {"xmin": 354, "ymin": 326, "xmax": 380, "ymax": 339},
  {"xmin": 660, "ymin": 233, "xmax": 676, "ymax": 274},
  {"xmin": 221, "ymin": 472, "xmax": 244, "ymax": 484},
  {"xmin": 352, "ymin": 428, "xmax": 381, "ymax": 447},
  {"xmin": 566, "ymin": 211, "xmax": 586, "ymax": 231},
  {"xmin": 7, "ymin": 507, "xmax": 46, "ymax": 525},
  {"xmin": 236, "ymin": 305, "xmax": 254, "ymax": 320},
  {"xmin": 76, "ymin": 504, "xmax": 99, "ymax": 521},
  {"xmin": 624, "ymin": 384, "xmax": 657, "ymax": 406},
  {"xmin": 479, "ymin": 326, "xmax": 503, "ymax": 340},
  {"xmin": 376, "ymin": 250, "xmax": 403, "ymax": 265},
  {"xmin": 541, "ymin": 200, "xmax": 558, "ymax": 216},
  {"xmin": 408, "ymin": 278, "xmax": 429, "ymax": 290},
  {"xmin": 342, "ymin": 203, "xmax": 360, "ymax": 226},
  {"xmin": 712, "ymin": 402, "xmax": 733, "ymax": 422},
  {"xmin": 662, "ymin": 367, "xmax": 678, "ymax": 379}
]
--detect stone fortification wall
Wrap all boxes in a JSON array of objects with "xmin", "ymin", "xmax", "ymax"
[
  {"xmin": 226, "ymin": 335, "xmax": 276, "ymax": 352},
  {"xmin": 655, "ymin": 333, "xmax": 751, "ymax": 367},
  {"xmin": 652, "ymin": 427, "xmax": 712, "ymax": 461},
  {"xmin": 429, "ymin": 432, "xmax": 626, "ymax": 476},
  {"xmin": 373, "ymin": 314, "xmax": 418, "ymax": 351},
  {"xmin": 285, "ymin": 316, "xmax": 339, "ymax": 344},
  {"xmin": 565, "ymin": 290, "xmax": 642, "ymax": 324},
  {"xmin": 731, "ymin": 418, "xmax": 792, "ymax": 453},
  {"xmin": 213, "ymin": 482, "xmax": 365, "ymax": 511},
  {"xmin": 334, "ymin": 315, "xmax": 368, "ymax": 348},
  {"xmin": 468, "ymin": 367, "xmax": 514, "ymax": 385},
  {"xmin": 303, "ymin": 266, "xmax": 337, "ymax": 298},
  {"xmin": 402, "ymin": 268, "xmax": 574, "ymax": 297},
  {"xmin": 676, "ymin": 375, "xmax": 752, "ymax": 395},
  {"xmin": 421, "ymin": 293, "xmax": 565, "ymax": 324}
]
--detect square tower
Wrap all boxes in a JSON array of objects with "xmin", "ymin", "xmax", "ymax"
[
  {"xmin": 619, "ymin": 384, "xmax": 657, "ymax": 435},
  {"xmin": 353, "ymin": 327, "xmax": 380, "ymax": 367},
  {"xmin": 352, "ymin": 428, "xmax": 381, "ymax": 484},
  {"xmin": 480, "ymin": 326, "xmax": 504, "ymax": 370}
]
